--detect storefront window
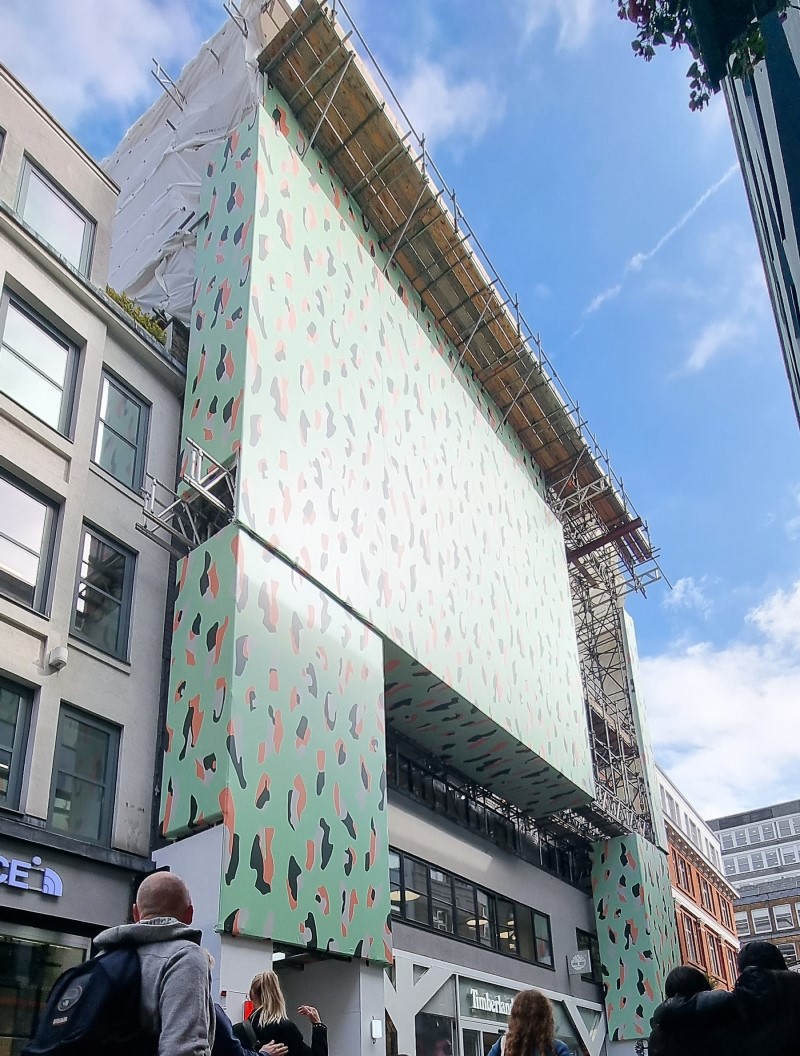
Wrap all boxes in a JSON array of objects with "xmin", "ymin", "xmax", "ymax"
[
  {"xmin": 0, "ymin": 928, "xmax": 88, "ymax": 1056},
  {"xmin": 415, "ymin": 979, "xmax": 456, "ymax": 1056},
  {"xmin": 551, "ymin": 1000, "xmax": 584, "ymax": 1056}
]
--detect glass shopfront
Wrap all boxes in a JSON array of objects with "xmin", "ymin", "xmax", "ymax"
[
  {"xmin": 456, "ymin": 978, "xmax": 585, "ymax": 1056},
  {"xmin": 0, "ymin": 923, "xmax": 90, "ymax": 1056}
]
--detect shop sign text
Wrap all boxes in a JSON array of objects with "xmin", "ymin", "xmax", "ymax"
[
  {"xmin": 0, "ymin": 853, "xmax": 63, "ymax": 897},
  {"xmin": 469, "ymin": 989, "xmax": 513, "ymax": 1016}
]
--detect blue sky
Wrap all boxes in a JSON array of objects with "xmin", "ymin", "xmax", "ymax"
[{"xmin": 3, "ymin": 0, "xmax": 800, "ymax": 816}]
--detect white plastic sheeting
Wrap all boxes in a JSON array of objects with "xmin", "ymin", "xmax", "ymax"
[{"xmin": 104, "ymin": 3, "xmax": 289, "ymax": 324}]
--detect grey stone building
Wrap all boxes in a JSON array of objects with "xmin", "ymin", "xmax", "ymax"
[
  {"xmin": 0, "ymin": 63, "xmax": 184, "ymax": 1054},
  {"xmin": 724, "ymin": 8, "xmax": 800, "ymax": 425}
]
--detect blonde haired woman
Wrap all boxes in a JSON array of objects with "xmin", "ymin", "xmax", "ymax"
[
  {"xmin": 233, "ymin": 971, "xmax": 328, "ymax": 1056},
  {"xmin": 486, "ymin": 990, "xmax": 570, "ymax": 1056}
]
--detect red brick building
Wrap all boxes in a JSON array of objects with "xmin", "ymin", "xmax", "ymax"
[{"xmin": 659, "ymin": 770, "xmax": 739, "ymax": 989}]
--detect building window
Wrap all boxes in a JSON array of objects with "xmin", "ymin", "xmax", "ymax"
[
  {"xmin": 706, "ymin": 932, "xmax": 723, "ymax": 978},
  {"xmin": 93, "ymin": 372, "xmax": 149, "ymax": 492},
  {"xmin": 725, "ymin": 947, "xmax": 737, "ymax": 984},
  {"xmin": 720, "ymin": 898, "xmax": 733, "ymax": 930},
  {"xmin": 430, "ymin": 868, "xmax": 455, "ymax": 935},
  {"xmin": 682, "ymin": 914, "xmax": 700, "ymax": 965},
  {"xmin": 71, "ymin": 527, "xmax": 135, "ymax": 659},
  {"xmin": 735, "ymin": 912, "xmax": 750, "ymax": 937},
  {"xmin": 777, "ymin": 818, "xmax": 793, "ymax": 838},
  {"xmin": 674, "ymin": 853, "xmax": 693, "ymax": 894},
  {"xmin": 776, "ymin": 942, "xmax": 798, "ymax": 968},
  {"xmin": 736, "ymin": 855, "xmax": 750, "ymax": 874},
  {"xmin": 497, "ymin": 899, "xmax": 517, "ymax": 955},
  {"xmin": 0, "ymin": 471, "xmax": 57, "ymax": 611},
  {"xmin": 576, "ymin": 929, "xmax": 601, "ymax": 984},
  {"xmin": 49, "ymin": 706, "xmax": 119, "ymax": 844},
  {"xmin": 721, "ymin": 832, "xmax": 734, "ymax": 849},
  {"xmin": 724, "ymin": 859, "xmax": 736, "ymax": 876},
  {"xmin": 734, "ymin": 829, "xmax": 748, "ymax": 847},
  {"xmin": 751, "ymin": 908, "xmax": 772, "ymax": 934},
  {"xmin": 773, "ymin": 904, "xmax": 793, "ymax": 931},
  {"xmin": 0, "ymin": 677, "xmax": 32, "ymax": 808},
  {"xmin": 18, "ymin": 161, "xmax": 94, "ymax": 274},
  {"xmin": 762, "ymin": 822, "xmax": 776, "ymax": 841},
  {"xmin": 700, "ymin": 878, "xmax": 714, "ymax": 913},
  {"xmin": 765, "ymin": 849, "xmax": 780, "ymax": 868},
  {"xmin": 389, "ymin": 848, "xmax": 552, "ymax": 966},
  {"xmin": 402, "ymin": 856, "xmax": 430, "ymax": 926},
  {"xmin": 0, "ymin": 294, "xmax": 77, "ymax": 433}
]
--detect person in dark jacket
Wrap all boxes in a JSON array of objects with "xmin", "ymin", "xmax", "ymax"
[
  {"xmin": 233, "ymin": 971, "xmax": 327, "ymax": 1056},
  {"xmin": 649, "ymin": 941, "xmax": 800, "ymax": 1056},
  {"xmin": 486, "ymin": 990, "xmax": 569, "ymax": 1056},
  {"xmin": 733, "ymin": 940, "xmax": 800, "ymax": 1055},
  {"xmin": 213, "ymin": 1004, "xmax": 287, "ymax": 1056},
  {"xmin": 648, "ymin": 965, "xmax": 733, "ymax": 1056}
]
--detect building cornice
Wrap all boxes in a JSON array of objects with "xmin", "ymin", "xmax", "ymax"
[
  {"xmin": 0, "ymin": 63, "xmax": 119, "ymax": 195},
  {"xmin": 667, "ymin": 822, "xmax": 738, "ymax": 899}
]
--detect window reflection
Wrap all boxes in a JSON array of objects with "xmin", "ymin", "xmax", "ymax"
[
  {"xmin": 390, "ymin": 848, "xmax": 553, "ymax": 967},
  {"xmin": 21, "ymin": 166, "xmax": 92, "ymax": 273}
]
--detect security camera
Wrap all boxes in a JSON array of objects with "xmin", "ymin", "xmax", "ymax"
[{"xmin": 47, "ymin": 647, "xmax": 68, "ymax": 671}]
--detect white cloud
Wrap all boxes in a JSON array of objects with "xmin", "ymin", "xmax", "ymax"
[
  {"xmin": 396, "ymin": 60, "xmax": 498, "ymax": 149},
  {"xmin": 685, "ymin": 317, "xmax": 747, "ymax": 373},
  {"xmin": 679, "ymin": 255, "xmax": 769, "ymax": 373},
  {"xmin": 0, "ymin": 0, "xmax": 214, "ymax": 126},
  {"xmin": 663, "ymin": 576, "xmax": 712, "ymax": 617},
  {"xmin": 579, "ymin": 165, "xmax": 738, "ymax": 320},
  {"xmin": 643, "ymin": 580, "xmax": 800, "ymax": 817},
  {"xmin": 625, "ymin": 164, "xmax": 738, "ymax": 275},
  {"xmin": 520, "ymin": 0, "xmax": 600, "ymax": 51},
  {"xmin": 586, "ymin": 283, "xmax": 622, "ymax": 314}
]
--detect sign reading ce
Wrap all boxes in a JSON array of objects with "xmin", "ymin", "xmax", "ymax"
[{"xmin": 0, "ymin": 853, "xmax": 63, "ymax": 897}]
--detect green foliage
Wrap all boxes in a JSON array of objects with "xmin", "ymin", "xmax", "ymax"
[
  {"xmin": 105, "ymin": 286, "xmax": 166, "ymax": 344},
  {"xmin": 617, "ymin": 0, "xmax": 793, "ymax": 111}
]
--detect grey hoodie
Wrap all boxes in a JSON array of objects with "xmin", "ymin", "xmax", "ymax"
[{"xmin": 94, "ymin": 917, "xmax": 215, "ymax": 1056}]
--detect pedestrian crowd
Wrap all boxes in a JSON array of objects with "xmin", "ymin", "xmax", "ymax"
[
  {"xmin": 650, "ymin": 939, "xmax": 800, "ymax": 1056},
  {"xmin": 22, "ymin": 869, "xmax": 800, "ymax": 1056}
]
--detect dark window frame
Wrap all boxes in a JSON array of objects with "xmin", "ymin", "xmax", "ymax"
[
  {"xmin": 48, "ymin": 703, "xmax": 119, "ymax": 846},
  {"xmin": 389, "ymin": 847, "xmax": 554, "ymax": 968},
  {"xmin": 0, "ymin": 290, "xmax": 80, "ymax": 436},
  {"xmin": 92, "ymin": 369, "xmax": 150, "ymax": 493},
  {"xmin": 0, "ymin": 468, "xmax": 58, "ymax": 614},
  {"xmin": 0, "ymin": 675, "xmax": 33, "ymax": 809},
  {"xmin": 17, "ymin": 158, "xmax": 95, "ymax": 276},
  {"xmin": 576, "ymin": 928, "xmax": 602, "ymax": 985},
  {"xmin": 70, "ymin": 525, "xmax": 136, "ymax": 661}
]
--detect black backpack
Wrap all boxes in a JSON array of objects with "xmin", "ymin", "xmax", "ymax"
[{"xmin": 22, "ymin": 946, "xmax": 155, "ymax": 1056}]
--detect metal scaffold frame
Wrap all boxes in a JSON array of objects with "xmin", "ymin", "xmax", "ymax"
[
  {"xmin": 137, "ymin": 439, "xmax": 236, "ymax": 557},
  {"xmin": 256, "ymin": 0, "xmax": 664, "ymax": 841}
]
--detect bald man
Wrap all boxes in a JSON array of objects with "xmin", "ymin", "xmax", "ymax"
[{"xmin": 94, "ymin": 871, "xmax": 214, "ymax": 1056}]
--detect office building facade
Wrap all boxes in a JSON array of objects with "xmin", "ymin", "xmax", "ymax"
[
  {"xmin": 724, "ymin": 7, "xmax": 800, "ymax": 425},
  {"xmin": 658, "ymin": 770, "xmax": 739, "ymax": 988},
  {"xmin": 0, "ymin": 63, "xmax": 184, "ymax": 1055},
  {"xmin": 102, "ymin": 3, "xmax": 679, "ymax": 1054},
  {"xmin": 709, "ymin": 799, "xmax": 800, "ymax": 970}
]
